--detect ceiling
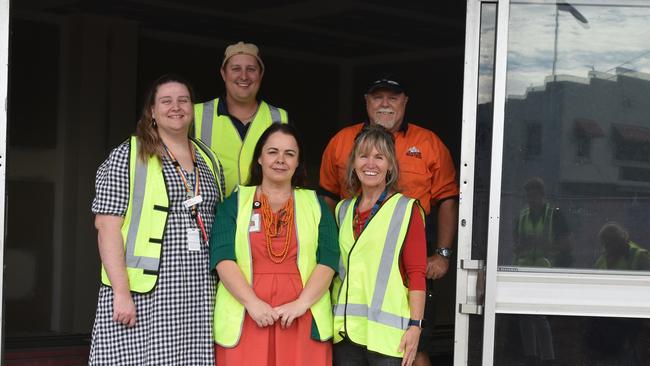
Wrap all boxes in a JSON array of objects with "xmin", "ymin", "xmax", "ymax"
[{"xmin": 14, "ymin": 0, "xmax": 467, "ymax": 64}]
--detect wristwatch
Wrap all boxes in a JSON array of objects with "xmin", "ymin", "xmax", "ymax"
[
  {"xmin": 408, "ymin": 319, "xmax": 427, "ymax": 328},
  {"xmin": 436, "ymin": 247, "xmax": 453, "ymax": 259}
]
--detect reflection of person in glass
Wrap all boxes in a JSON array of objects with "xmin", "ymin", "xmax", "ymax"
[
  {"xmin": 513, "ymin": 177, "xmax": 572, "ymax": 267},
  {"xmin": 595, "ymin": 222, "xmax": 650, "ymax": 270},
  {"xmin": 586, "ymin": 223, "xmax": 646, "ymax": 365}
]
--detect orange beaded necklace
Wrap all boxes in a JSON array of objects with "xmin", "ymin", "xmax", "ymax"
[{"xmin": 259, "ymin": 191, "xmax": 294, "ymax": 263}]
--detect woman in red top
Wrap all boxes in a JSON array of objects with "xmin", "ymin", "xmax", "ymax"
[
  {"xmin": 210, "ymin": 124, "xmax": 339, "ymax": 365},
  {"xmin": 333, "ymin": 124, "xmax": 427, "ymax": 366}
]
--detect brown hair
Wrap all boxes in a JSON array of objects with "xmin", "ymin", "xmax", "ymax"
[
  {"xmin": 246, "ymin": 124, "xmax": 307, "ymax": 187},
  {"xmin": 523, "ymin": 176, "xmax": 546, "ymax": 194},
  {"xmin": 598, "ymin": 222, "xmax": 629, "ymax": 246},
  {"xmin": 345, "ymin": 124, "xmax": 399, "ymax": 196},
  {"xmin": 134, "ymin": 74, "xmax": 196, "ymax": 162}
]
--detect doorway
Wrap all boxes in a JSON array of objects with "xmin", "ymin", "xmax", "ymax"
[{"xmin": 3, "ymin": 0, "xmax": 467, "ymax": 362}]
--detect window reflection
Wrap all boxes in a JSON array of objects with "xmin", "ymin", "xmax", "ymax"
[
  {"xmin": 498, "ymin": 2, "xmax": 650, "ymax": 271},
  {"xmin": 472, "ymin": 3, "xmax": 497, "ymax": 262}
]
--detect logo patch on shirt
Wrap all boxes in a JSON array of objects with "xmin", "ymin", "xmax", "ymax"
[{"xmin": 406, "ymin": 146, "xmax": 422, "ymax": 159}]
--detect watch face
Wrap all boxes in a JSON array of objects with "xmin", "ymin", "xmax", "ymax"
[
  {"xmin": 437, "ymin": 248, "xmax": 452, "ymax": 258},
  {"xmin": 408, "ymin": 319, "xmax": 427, "ymax": 328}
]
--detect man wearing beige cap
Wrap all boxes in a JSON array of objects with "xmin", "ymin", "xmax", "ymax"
[{"xmin": 194, "ymin": 41, "xmax": 288, "ymax": 197}]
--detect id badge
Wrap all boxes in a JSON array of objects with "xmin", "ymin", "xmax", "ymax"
[
  {"xmin": 249, "ymin": 213, "xmax": 261, "ymax": 232},
  {"xmin": 187, "ymin": 228, "xmax": 201, "ymax": 251},
  {"xmin": 183, "ymin": 194, "xmax": 203, "ymax": 208}
]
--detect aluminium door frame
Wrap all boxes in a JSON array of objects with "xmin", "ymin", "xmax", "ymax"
[
  {"xmin": 479, "ymin": 0, "xmax": 510, "ymax": 364},
  {"xmin": 0, "ymin": 0, "xmax": 10, "ymax": 360},
  {"xmin": 453, "ymin": 0, "xmax": 485, "ymax": 364}
]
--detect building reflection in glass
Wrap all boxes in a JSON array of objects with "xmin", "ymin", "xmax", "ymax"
[{"xmin": 493, "ymin": 2, "xmax": 650, "ymax": 270}]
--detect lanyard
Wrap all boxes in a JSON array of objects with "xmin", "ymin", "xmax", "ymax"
[
  {"xmin": 164, "ymin": 142, "xmax": 200, "ymax": 202},
  {"xmin": 353, "ymin": 188, "xmax": 388, "ymax": 232},
  {"xmin": 164, "ymin": 142, "xmax": 208, "ymax": 243}
]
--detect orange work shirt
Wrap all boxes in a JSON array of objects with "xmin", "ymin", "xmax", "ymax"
[{"xmin": 319, "ymin": 122, "xmax": 459, "ymax": 215}]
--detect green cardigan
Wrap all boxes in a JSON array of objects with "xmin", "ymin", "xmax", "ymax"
[{"xmin": 209, "ymin": 189, "xmax": 340, "ymax": 272}]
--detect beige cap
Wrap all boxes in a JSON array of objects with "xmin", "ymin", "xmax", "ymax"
[{"xmin": 221, "ymin": 41, "xmax": 265, "ymax": 71}]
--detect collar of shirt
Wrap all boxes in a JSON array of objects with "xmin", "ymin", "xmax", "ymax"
[
  {"xmin": 216, "ymin": 95, "xmax": 262, "ymax": 139},
  {"xmin": 216, "ymin": 94, "xmax": 262, "ymax": 118}
]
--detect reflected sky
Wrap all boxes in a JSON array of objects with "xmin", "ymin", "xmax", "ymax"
[
  {"xmin": 500, "ymin": 3, "xmax": 650, "ymax": 98},
  {"xmin": 478, "ymin": 4, "xmax": 497, "ymax": 104}
]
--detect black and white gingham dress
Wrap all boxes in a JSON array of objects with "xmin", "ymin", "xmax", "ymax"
[{"xmin": 89, "ymin": 141, "xmax": 223, "ymax": 365}]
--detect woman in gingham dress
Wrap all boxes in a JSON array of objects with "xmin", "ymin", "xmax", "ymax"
[{"xmin": 89, "ymin": 74, "xmax": 225, "ymax": 365}]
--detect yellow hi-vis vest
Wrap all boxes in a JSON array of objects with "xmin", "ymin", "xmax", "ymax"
[
  {"xmin": 332, "ymin": 193, "xmax": 415, "ymax": 358},
  {"xmin": 595, "ymin": 241, "xmax": 649, "ymax": 270},
  {"xmin": 516, "ymin": 203, "xmax": 554, "ymax": 267},
  {"xmin": 194, "ymin": 98, "xmax": 288, "ymax": 197},
  {"xmin": 100, "ymin": 136, "xmax": 224, "ymax": 293},
  {"xmin": 213, "ymin": 185, "xmax": 333, "ymax": 346}
]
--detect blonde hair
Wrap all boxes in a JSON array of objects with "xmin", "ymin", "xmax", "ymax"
[
  {"xmin": 135, "ymin": 74, "xmax": 195, "ymax": 162},
  {"xmin": 345, "ymin": 124, "xmax": 399, "ymax": 196}
]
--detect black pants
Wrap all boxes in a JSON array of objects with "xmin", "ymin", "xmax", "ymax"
[
  {"xmin": 334, "ymin": 338, "xmax": 402, "ymax": 366},
  {"xmin": 417, "ymin": 279, "xmax": 437, "ymax": 353}
]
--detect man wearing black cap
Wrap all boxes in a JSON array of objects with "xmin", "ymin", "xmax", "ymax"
[{"xmin": 319, "ymin": 76, "xmax": 458, "ymax": 366}]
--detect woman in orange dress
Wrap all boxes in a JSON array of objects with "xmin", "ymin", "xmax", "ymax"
[{"xmin": 210, "ymin": 123, "xmax": 339, "ymax": 365}]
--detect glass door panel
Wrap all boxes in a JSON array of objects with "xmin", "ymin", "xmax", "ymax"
[
  {"xmin": 456, "ymin": 1, "xmax": 650, "ymax": 365},
  {"xmin": 500, "ymin": 0, "xmax": 650, "ymax": 273}
]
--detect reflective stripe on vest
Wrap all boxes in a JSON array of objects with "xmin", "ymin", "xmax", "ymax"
[
  {"xmin": 269, "ymin": 105, "xmax": 282, "ymax": 124},
  {"xmin": 333, "ymin": 194, "xmax": 414, "ymax": 357},
  {"xmin": 336, "ymin": 199, "xmax": 352, "ymax": 282},
  {"xmin": 124, "ymin": 148, "xmax": 159, "ymax": 272},
  {"xmin": 194, "ymin": 99, "xmax": 287, "ymax": 197},
  {"xmin": 213, "ymin": 186, "xmax": 333, "ymax": 346},
  {"xmin": 192, "ymin": 137, "xmax": 225, "ymax": 201},
  {"xmin": 200, "ymin": 100, "xmax": 215, "ymax": 149}
]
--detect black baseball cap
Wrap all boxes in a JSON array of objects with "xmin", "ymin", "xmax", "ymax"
[{"xmin": 366, "ymin": 76, "xmax": 406, "ymax": 95}]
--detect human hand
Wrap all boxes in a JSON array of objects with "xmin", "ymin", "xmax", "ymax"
[
  {"xmin": 398, "ymin": 326, "xmax": 421, "ymax": 366},
  {"xmin": 245, "ymin": 299, "xmax": 279, "ymax": 328},
  {"xmin": 113, "ymin": 292, "xmax": 136, "ymax": 327},
  {"xmin": 274, "ymin": 299, "xmax": 310, "ymax": 329},
  {"xmin": 426, "ymin": 254, "xmax": 449, "ymax": 279}
]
